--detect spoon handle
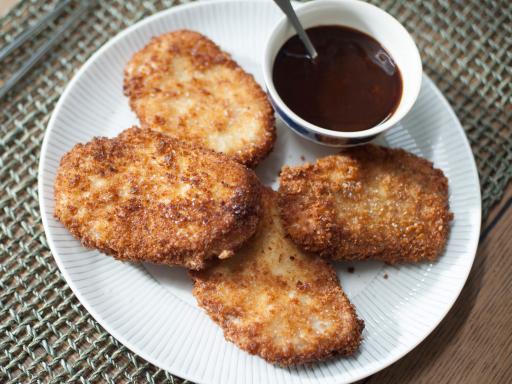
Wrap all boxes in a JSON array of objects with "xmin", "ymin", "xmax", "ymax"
[{"xmin": 273, "ymin": 0, "xmax": 318, "ymax": 59}]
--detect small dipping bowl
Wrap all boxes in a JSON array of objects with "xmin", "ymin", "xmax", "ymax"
[{"xmin": 263, "ymin": 0, "xmax": 423, "ymax": 146}]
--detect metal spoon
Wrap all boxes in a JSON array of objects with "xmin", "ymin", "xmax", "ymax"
[{"xmin": 273, "ymin": 0, "xmax": 318, "ymax": 59}]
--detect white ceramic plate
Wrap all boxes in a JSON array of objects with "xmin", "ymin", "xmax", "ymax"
[{"xmin": 38, "ymin": 1, "xmax": 481, "ymax": 383}]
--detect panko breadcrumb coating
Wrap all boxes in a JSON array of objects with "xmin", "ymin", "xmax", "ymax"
[
  {"xmin": 191, "ymin": 188, "xmax": 363, "ymax": 366},
  {"xmin": 278, "ymin": 145, "xmax": 453, "ymax": 263},
  {"xmin": 124, "ymin": 29, "xmax": 276, "ymax": 167},
  {"xmin": 54, "ymin": 127, "xmax": 261, "ymax": 270}
]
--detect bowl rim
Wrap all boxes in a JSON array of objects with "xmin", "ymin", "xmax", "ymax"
[{"xmin": 263, "ymin": 0, "xmax": 423, "ymax": 139}]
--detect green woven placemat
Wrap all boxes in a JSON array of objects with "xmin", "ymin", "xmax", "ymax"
[{"xmin": 0, "ymin": 0, "xmax": 510, "ymax": 383}]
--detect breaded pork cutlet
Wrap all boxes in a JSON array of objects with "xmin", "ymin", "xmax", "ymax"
[
  {"xmin": 54, "ymin": 127, "xmax": 261, "ymax": 270},
  {"xmin": 124, "ymin": 30, "xmax": 275, "ymax": 167},
  {"xmin": 191, "ymin": 188, "xmax": 363, "ymax": 366},
  {"xmin": 278, "ymin": 145, "xmax": 453, "ymax": 263}
]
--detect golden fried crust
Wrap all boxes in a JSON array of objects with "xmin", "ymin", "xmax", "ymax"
[
  {"xmin": 54, "ymin": 127, "xmax": 262, "ymax": 270},
  {"xmin": 191, "ymin": 188, "xmax": 363, "ymax": 366},
  {"xmin": 278, "ymin": 145, "xmax": 453, "ymax": 263},
  {"xmin": 124, "ymin": 29, "xmax": 276, "ymax": 167}
]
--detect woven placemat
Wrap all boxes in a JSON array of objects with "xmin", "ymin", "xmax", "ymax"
[{"xmin": 0, "ymin": 0, "xmax": 510, "ymax": 383}]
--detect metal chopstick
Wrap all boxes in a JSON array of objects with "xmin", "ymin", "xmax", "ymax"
[
  {"xmin": 0, "ymin": 0, "xmax": 96, "ymax": 100},
  {"xmin": 0, "ymin": 0, "xmax": 71, "ymax": 62}
]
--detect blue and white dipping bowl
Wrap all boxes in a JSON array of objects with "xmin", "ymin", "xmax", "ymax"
[{"xmin": 263, "ymin": 0, "xmax": 423, "ymax": 147}]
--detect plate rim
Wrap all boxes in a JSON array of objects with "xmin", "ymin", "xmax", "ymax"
[{"xmin": 38, "ymin": 1, "xmax": 482, "ymax": 383}]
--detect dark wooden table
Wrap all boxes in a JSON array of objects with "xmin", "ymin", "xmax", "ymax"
[{"xmin": 361, "ymin": 185, "xmax": 512, "ymax": 383}]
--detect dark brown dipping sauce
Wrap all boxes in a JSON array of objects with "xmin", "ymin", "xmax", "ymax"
[{"xmin": 273, "ymin": 25, "xmax": 403, "ymax": 132}]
